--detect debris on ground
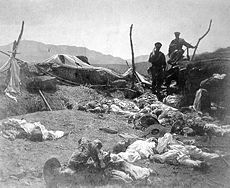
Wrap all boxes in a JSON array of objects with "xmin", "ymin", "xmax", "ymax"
[
  {"xmin": 77, "ymin": 90, "xmax": 230, "ymax": 140},
  {"xmin": 99, "ymin": 127, "xmax": 118, "ymax": 134},
  {"xmin": 78, "ymin": 97, "xmax": 140, "ymax": 116},
  {"xmin": 204, "ymin": 123, "xmax": 230, "ymax": 137},
  {"xmin": 163, "ymin": 94, "xmax": 183, "ymax": 108}
]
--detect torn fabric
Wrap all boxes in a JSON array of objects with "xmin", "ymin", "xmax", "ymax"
[{"xmin": 0, "ymin": 54, "xmax": 21, "ymax": 98}]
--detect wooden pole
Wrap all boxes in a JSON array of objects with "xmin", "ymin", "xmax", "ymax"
[
  {"xmin": 12, "ymin": 21, "xmax": 24, "ymax": 58},
  {"xmin": 191, "ymin": 20, "xmax": 212, "ymax": 61},
  {"xmin": 0, "ymin": 50, "xmax": 26, "ymax": 63},
  {"xmin": 129, "ymin": 24, "xmax": 135, "ymax": 88},
  {"xmin": 38, "ymin": 90, "xmax": 52, "ymax": 111},
  {"xmin": 125, "ymin": 60, "xmax": 130, "ymax": 68}
]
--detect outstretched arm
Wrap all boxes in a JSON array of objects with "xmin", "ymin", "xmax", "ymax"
[{"xmin": 183, "ymin": 39, "xmax": 195, "ymax": 48}]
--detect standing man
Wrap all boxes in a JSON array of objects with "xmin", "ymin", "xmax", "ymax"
[
  {"xmin": 148, "ymin": 42, "xmax": 166, "ymax": 94},
  {"xmin": 168, "ymin": 32, "xmax": 196, "ymax": 63}
]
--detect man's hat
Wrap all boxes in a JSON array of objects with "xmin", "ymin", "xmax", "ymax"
[
  {"xmin": 174, "ymin": 32, "xmax": 180, "ymax": 35},
  {"xmin": 155, "ymin": 42, "xmax": 162, "ymax": 46}
]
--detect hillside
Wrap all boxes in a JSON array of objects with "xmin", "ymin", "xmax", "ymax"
[
  {"xmin": 194, "ymin": 47, "xmax": 230, "ymax": 60},
  {"xmin": 0, "ymin": 40, "xmax": 126, "ymax": 66},
  {"xmin": 0, "ymin": 40, "xmax": 151, "ymax": 68},
  {"xmin": 129, "ymin": 47, "xmax": 230, "ymax": 76},
  {"xmin": 0, "ymin": 40, "xmax": 229, "ymax": 77},
  {"xmin": 95, "ymin": 62, "xmax": 150, "ymax": 76}
]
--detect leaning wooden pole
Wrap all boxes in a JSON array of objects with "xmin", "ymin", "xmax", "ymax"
[
  {"xmin": 129, "ymin": 24, "xmax": 135, "ymax": 88},
  {"xmin": 12, "ymin": 21, "xmax": 24, "ymax": 58},
  {"xmin": 191, "ymin": 19, "xmax": 212, "ymax": 61},
  {"xmin": 39, "ymin": 90, "xmax": 52, "ymax": 111},
  {"xmin": 125, "ymin": 60, "xmax": 130, "ymax": 68}
]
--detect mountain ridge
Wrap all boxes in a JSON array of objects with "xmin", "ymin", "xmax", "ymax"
[
  {"xmin": 0, "ymin": 40, "xmax": 229, "ymax": 69},
  {"xmin": 0, "ymin": 40, "xmax": 127, "ymax": 66}
]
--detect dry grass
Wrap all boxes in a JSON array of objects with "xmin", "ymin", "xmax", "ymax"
[{"xmin": 0, "ymin": 85, "xmax": 105, "ymax": 120}]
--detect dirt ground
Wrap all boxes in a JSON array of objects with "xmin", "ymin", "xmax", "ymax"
[{"xmin": 0, "ymin": 87, "xmax": 230, "ymax": 188}]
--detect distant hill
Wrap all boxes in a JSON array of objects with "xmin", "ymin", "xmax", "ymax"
[
  {"xmin": 194, "ymin": 47, "xmax": 230, "ymax": 60},
  {"xmin": 0, "ymin": 40, "xmax": 126, "ymax": 66},
  {"xmin": 0, "ymin": 40, "xmax": 229, "ymax": 75},
  {"xmin": 95, "ymin": 61, "xmax": 150, "ymax": 76},
  {"xmin": 132, "ymin": 47, "xmax": 230, "ymax": 63},
  {"xmin": 103, "ymin": 47, "xmax": 230, "ymax": 76},
  {"xmin": 127, "ymin": 55, "xmax": 149, "ymax": 63}
]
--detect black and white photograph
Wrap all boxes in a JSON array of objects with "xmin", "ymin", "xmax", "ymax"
[{"xmin": 0, "ymin": 0, "xmax": 230, "ymax": 187}]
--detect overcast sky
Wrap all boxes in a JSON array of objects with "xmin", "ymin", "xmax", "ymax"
[{"xmin": 0, "ymin": 0, "xmax": 229, "ymax": 58}]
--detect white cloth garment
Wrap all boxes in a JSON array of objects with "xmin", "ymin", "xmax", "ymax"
[
  {"xmin": 205, "ymin": 123, "xmax": 230, "ymax": 137},
  {"xmin": 153, "ymin": 133, "xmax": 219, "ymax": 167},
  {"xmin": 110, "ymin": 154, "xmax": 153, "ymax": 182},
  {"xmin": 1, "ymin": 118, "xmax": 65, "ymax": 141},
  {"xmin": 116, "ymin": 139, "xmax": 156, "ymax": 163}
]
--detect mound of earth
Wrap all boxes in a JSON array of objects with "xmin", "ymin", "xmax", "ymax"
[{"xmin": 0, "ymin": 85, "xmax": 104, "ymax": 120}]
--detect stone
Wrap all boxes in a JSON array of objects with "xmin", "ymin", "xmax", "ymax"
[
  {"xmin": 200, "ymin": 73, "xmax": 226, "ymax": 90},
  {"xmin": 200, "ymin": 73, "xmax": 229, "ymax": 105},
  {"xmin": 193, "ymin": 89, "xmax": 211, "ymax": 113}
]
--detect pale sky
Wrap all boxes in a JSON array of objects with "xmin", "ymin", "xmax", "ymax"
[{"xmin": 0, "ymin": 0, "xmax": 229, "ymax": 59}]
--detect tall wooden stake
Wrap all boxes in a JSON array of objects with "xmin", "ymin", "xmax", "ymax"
[
  {"xmin": 191, "ymin": 20, "xmax": 212, "ymax": 61},
  {"xmin": 130, "ymin": 24, "xmax": 135, "ymax": 88},
  {"xmin": 12, "ymin": 21, "xmax": 24, "ymax": 58}
]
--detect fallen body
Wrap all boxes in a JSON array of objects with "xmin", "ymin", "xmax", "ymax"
[
  {"xmin": 43, "ymin": 134, "xmax": 221, "ymax": 187},
  {"xmin": 43, "ymin": 137, "xmax": 154, "ymax": 187},
  {"xmin": 113, "ymin": 133, "xmax": 219, "ymax": 168}
]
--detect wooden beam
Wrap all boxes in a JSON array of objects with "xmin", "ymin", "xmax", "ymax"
[
  {"xmin": 15, "ymin": 21, "xmax": 24, "ymax": 48},
  {"xmin": 125, "ymin": 60, "xmax": 130, "ymax": 68},
  {"xmin": 129, "ymin": 24, "xmax": 135, "ymax": 88},
  {"xmin": 191, "ymin": 20, "xmax": 212, "ymax": 61},
  {"xmin": 0, "ymin": 50, "xmax": 26, "ymax": 63},
  {"xmin": 11, "ymin": 21, "xmax": 24, "ymax": 58},
  {"xmin": 38, "ymin": 90, "xmax": 52, "ymax": 111}
]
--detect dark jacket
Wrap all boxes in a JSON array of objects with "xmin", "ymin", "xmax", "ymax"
[
  {"xmin": 169, "ymin": 38, "xmax": 194, "ymax": 55},
  {"xmin": 148, "ymin": 51, "xmax": 166, "ymax": 71}
]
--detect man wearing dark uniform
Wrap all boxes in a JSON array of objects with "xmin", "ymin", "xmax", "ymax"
[
  {"xmin": 148, "ymin": 42, "xmax": 166, "ymax": 93},
  {"xmin": 168, "ymin": 32, "xmax": 195, "ymax": 63}
]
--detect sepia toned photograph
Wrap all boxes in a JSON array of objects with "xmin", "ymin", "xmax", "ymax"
[{"xmin": 0, "ymin": 0, "xmax": 230, "ymax": 187}]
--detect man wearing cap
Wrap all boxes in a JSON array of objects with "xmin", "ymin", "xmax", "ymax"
[
  {"xmin": 168, "ymin": 32, "xmax": 196, "ymax": 63},
  {"xmin": 148, "ymin": 42, "xmax": 166, "ymax": 93}
]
